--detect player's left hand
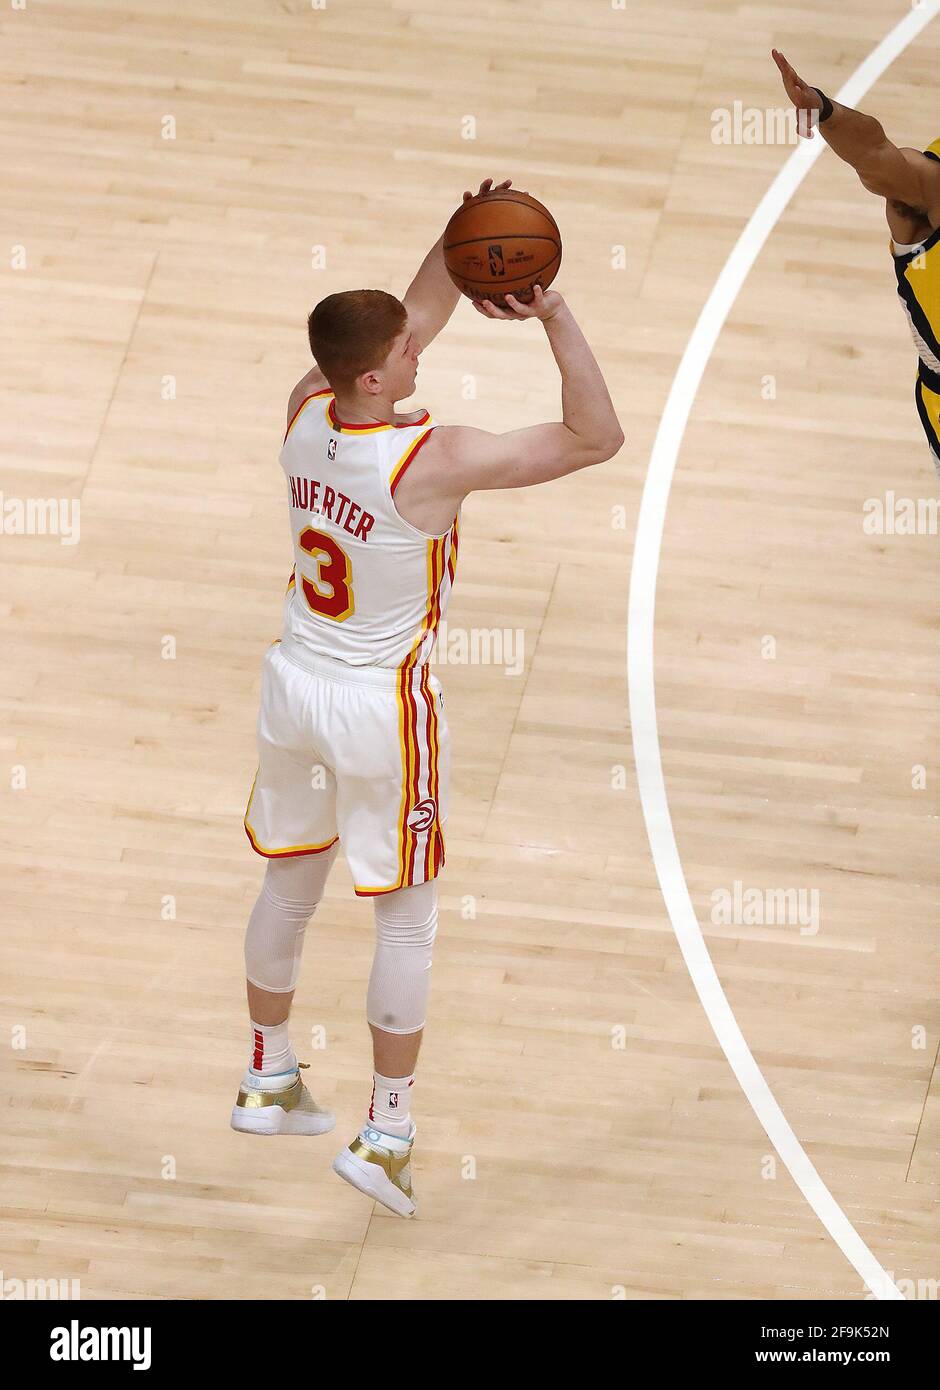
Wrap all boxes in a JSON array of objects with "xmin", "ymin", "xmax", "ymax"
[
  {"xmin": 771, "ymin": 48, "xmax": 823, "ymax": 140},
  {"xmin": 463, "ymin": 177, "xmax": 516, "ymax": 202},
  {"xmin": 472, "ymin": 284, "xmax": 564, "ymax": 322}
]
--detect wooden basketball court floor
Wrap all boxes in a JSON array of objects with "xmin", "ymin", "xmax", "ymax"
[{"xmin": 1, "ymin": 0, "xmax": 938, "ymax": 1301}]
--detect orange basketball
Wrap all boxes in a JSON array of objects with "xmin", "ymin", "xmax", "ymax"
[{"xmin": 443, "ymin": 190, "xmax": 562, "ymax": 306}]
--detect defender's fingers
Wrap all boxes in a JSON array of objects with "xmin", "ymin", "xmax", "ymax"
[{"xmin": 773, "ymin": 49, "xmax": 801, "ymax": 90}]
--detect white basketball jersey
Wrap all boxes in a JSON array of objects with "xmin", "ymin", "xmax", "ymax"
[{"xmin": 279, "ymin": 390, "xmax": 459, "ymax": 669}]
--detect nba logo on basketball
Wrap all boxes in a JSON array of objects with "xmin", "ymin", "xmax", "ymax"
[
  {"xmin": 488, "ymin": 244, "xmax": 505, "ymax": 277},
  {"xmin": 327, "ymin": 438, "xmax": 337, "ymax": 461}
]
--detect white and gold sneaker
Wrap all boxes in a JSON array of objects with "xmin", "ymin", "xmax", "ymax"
[
  {"xmin": 332, "ymin": 1124, "xmax": 416, "ymax": 1217},
  {"xmin": 230, "ymin": 1063, "xmax": 335, "ymax": 1136}
]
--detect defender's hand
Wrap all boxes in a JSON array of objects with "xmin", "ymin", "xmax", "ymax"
[
  {"xmin": 772, "ymin": 48, "xmax": 823, "ymax": 139},
  {"xmin": 473, "ymin": 285, "xmax": 564, "ymax": 322}
]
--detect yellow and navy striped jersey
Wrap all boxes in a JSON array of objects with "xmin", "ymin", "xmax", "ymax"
[
  {"xmin": 279, "ymin": 390, "xmax": 458, "ymax": 669},
  {"xmin": 892, "ymin": 138, "xmax": 940, "ymax": 459}
]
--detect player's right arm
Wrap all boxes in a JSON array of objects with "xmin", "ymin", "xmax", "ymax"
[
  {"xmin": 771, "ymin": 48, "xmax": 940, "ymax": 225},
  {"xmin": 422, "ymin": 289, "xmax": 623, "ymax": 505}
]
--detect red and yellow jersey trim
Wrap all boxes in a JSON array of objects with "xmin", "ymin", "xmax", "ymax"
[
  {"xmin": 389, "ymin": 427, "xmax": 435, "ymax": 496},
  {"xmin": 396, "ymin": 663, "xmax": 420, "ymax": 889},
  {"xmin": 243, "ymin": 768, "xmax": 340, "ymax": 859},
  {"xmin": 352, "ymin": 665, "xmax": 444, "ymax": 896},
  {"xmin": 245, "ymin": 823, "xmax": 340, "ymax": 859},
  {"xmin": 447, "ymin": 514, "xmax": 459, "ymax": 583},
  {"xmin": 284, "ymin": 388, "xmax": 333, "ymax": 442},
  {"xmin": 327, "ymin": 399, "xmax": 431, "ymax": 435},
  {"xmin": 419, "ymin": 665, "xmax": 443, "ymax": 883},
  {"xmin": 397, "ymin": 517, "xmax": 459, "ymax": 671}
]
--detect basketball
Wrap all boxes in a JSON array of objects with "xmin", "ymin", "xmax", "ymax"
[{"xmin": 442, "ymin": 190, "xmax": 562, "ymax": 306}]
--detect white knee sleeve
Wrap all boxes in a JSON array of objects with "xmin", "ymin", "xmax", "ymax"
[
  {"xmin": 244, "ymin": 847, "xmax": 337, "ymax": 993},
  {"xmin": 366, "ymin": 879, "xmax": 438, "ymax": 1035}
]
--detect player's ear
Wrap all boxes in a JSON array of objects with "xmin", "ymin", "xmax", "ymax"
[{"xmin": 358, "ymin": 369, "xmax": 383, "ymax": 397}]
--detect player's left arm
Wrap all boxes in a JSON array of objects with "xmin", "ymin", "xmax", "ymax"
[
  {"xmin": 402, "ymin": 178, "xmax": 512, "ymax": 351},
  {"xmin": 772, "ymin": 48, "xmax": 940, "ymax": 224},
  {"xmin": 285, "ymin": 364, "xmax": 329, "ymax": 432}
]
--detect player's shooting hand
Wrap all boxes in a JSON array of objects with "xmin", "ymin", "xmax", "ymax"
[
  {"xmin": 472, "ymin": 285, "xmax": 564, "ymax": 322},
  {"xmin": 463, "ymin": 178, "xmax": 516, "ymax": 202},
  {"xmin": 772, "ymin": 48, "xmax": 823, "ymax": 140}
]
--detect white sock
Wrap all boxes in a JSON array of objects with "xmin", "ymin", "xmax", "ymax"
[
  {"xmin": 368, "ymin": 1071, "xmax": 414, "ymax": 1138},
  {"xmin": 249, "ymin": 1020, "xmax": 297, "ymax": 1076}
]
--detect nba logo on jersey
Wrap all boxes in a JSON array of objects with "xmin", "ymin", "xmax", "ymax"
[{"xmin": 327, "ymin": 437, "xmax": 337, "ymax": 461}]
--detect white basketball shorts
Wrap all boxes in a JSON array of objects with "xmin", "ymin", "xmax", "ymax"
[{"xmin": 244, "ymin": 635, "xmax": 449, "ymax": 897}]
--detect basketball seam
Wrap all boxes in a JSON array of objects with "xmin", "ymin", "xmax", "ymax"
[
  {"xmin": 443, "ymin": 234, "xmax": 560, "ymax": 252},
  {"xmin": 446, "ymin": 251, "xmax": 561, "ymax": 286}
]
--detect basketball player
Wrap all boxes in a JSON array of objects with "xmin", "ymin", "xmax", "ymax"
[
  {"xmin": 773, "ymin": 48, "xmax": 940, "ymax": 474},
  {"xmin": 232, "ymin": 179, "xmax": 623, "ymax": 1217}
]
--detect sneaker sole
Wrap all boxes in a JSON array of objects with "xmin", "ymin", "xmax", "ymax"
[
  {"xmin": 230, "ymin": 1105, "xmax": 335, "ymax": 1137},
  {"xmin": 332, "ymin": 1148, "xmax": 416, "ymax": 1217}
]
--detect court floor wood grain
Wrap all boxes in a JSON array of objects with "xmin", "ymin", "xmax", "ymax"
[{"xmin": 1, "ymin": 0, "xmax": 937, "ymax": 1299}]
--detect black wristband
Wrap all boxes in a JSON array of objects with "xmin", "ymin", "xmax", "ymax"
[{"xmin": 813, "ymin": 88, "xmax": 834, "ymax": 124}]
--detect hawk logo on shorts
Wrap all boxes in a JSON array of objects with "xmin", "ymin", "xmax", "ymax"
[
  {"xmin": 327, "ymin": 438, "xmax": 337, "ymax": 461},
  {"xmin": 407, "ymin": 798, "xmax": 437, "ymax": 833}
]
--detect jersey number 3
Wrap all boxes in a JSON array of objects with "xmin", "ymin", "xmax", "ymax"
[{"xmin": 298, "ymin": 526, "xmax": 355, "ymax": 621}]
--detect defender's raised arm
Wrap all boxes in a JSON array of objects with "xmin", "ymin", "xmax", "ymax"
[{"xmin": 771, "ymin": 48, "xmax": 940, "ymax": 223}]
